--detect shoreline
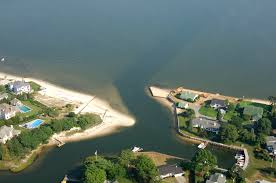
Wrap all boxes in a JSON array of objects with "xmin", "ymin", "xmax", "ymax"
[{"xmin": 0, "ymin": 71, "xmax": 136, "ymax": 172}]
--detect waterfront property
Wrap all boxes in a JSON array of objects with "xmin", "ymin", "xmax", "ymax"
[
  {"xmin": 176, "ymin": 101, "xmax": 189, "ymax": 109},
  {"xmin": 210, "ymin": 99, "xmax": 227, "ymax": 109},
  {"xmin": 20, "ymin": 119, "xmax": 44, "ymax": 129},
  {"xmin": 0, "ymin": 125, "xmax": 21, "ymax": 144},
  {"xmin": 10, "ymin": 98, "xmax": 22, "ymax": 106},
  {"xmin": 265, "ymin": 136, "xmax": 276, "ymax": 155},
  {"xmin": 206, "ymin": 173, "xmax": 226, "ymax": 183},
  {"xmin": 158, "ymin": 164, "xmax": 184, "ymax": 179},
  {"xmin": 0, "ymin": 93, "xmax": 8, "ymax": 101},
  {"xmin": 178, "ymin": 91, "xmax": 199, "ymax": 102},
  {"xmin": 191, "ymin": 118, "xmax": 221, "ymax": 134},
  {"xmin": 243, "ymin": 105, "xmax": 263, "ymax": 121},
  {"xmin": 8, "ymin": 81, "xmax": 31, "ymax": 95},
  {"xmin": 0, "ymin": 103, "xmax": 18, "ymax": 120}
]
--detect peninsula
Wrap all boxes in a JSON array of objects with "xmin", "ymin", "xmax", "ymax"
[{"xmin": 0, "ymin": 72, "xmax": 135, "ymax": 172}]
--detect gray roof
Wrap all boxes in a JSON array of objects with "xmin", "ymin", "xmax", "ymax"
[
  {"xmin": 266, "ymin": 136, "xmax": 276, "ymax": 149},
  {"xmin": 10, "ymin": 81, "xmax": 30, "ymax": 88},
  {"xmin": 0, "ymin": 103, "xmax": 17, "ymax": 114},
  {"xmin": 10, "ymin": 98, "xmax": 22, "ymax": 106},
  {"xmin": 210, "ymin": 99, "xmax": 227, "ymax": 108},
  {"xmin": 158, "ymin": 164, "xmax": 183, "ymax": 176},
  {"xmin": 0, "ymin": 125, "xmax": 20, "ymax": 139},
  {"xmin": 206, "ymin": 173, "xmax": 226, "ymax": 183},
  {"xmin": 179, "ymin": 91, "xmax": 198, "ymax": 101},
  {"xmin": 191, "ymin": 118, "xmax": 221, "ymax": 130}
]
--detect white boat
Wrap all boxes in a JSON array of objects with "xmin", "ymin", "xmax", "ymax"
[
  {"xmin": 198, "ymin": 142, "xmax": 208, "ymax": 149},
  {"xmin": 1, "ymin": 57, "xmax": 5, "ymax": 62},
  {"xmin": 235, "ymin": 154, "xmax": 244, "ymax": 159},
  {"xmin": 131, "ymin": 146, "xmax": 143, "ymax": 152}
]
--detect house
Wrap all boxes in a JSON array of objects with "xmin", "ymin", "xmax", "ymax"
[
  {"xmin": 178, "ymin": 91, "xmax": 199, "ymax": 102},
  {"xmin": 158, "ymin": 164, "xmax": 184, "ymax": 179},
  {"xmin": 0, "ymin": 125, "xmax": 21, "ymax": 144},
  {"xmin": 10, "ymin": 98, "xmax": 22, "ymax": 106},
  {"xmin": 0, "ymin": 103, "xmax": 17, "ymax": 120},
  {"xmin": 265, "ymin": 136, "xmax": 276, "ymax": 155},
  {"xmin": 191, "ymin": 118, "xmax": 221, "ymax": 134},
  {"xmin": 176, "ymin": 101, "xmax": 189, "ymax": 109},
  {"xmin": 0, "ymin": 93, "xmax": 8, "ymax": 101},
  {"xmin": 255, "ymin": 180, "xmax": 273, "ymax": 183},
  {"xmin": 8, "ymin": 81, "xmax": 31, "ymax": 95},
  {"xmin": 210, "ymin": 99, "xmax": 227, "ymax": 109},
  {"xmin": 243, "ymin": 105, "xmax": 263, "ymax": 121},
  {"xmin": 206, "ymin": 173, "xmax": 226, "ymax": 183}
]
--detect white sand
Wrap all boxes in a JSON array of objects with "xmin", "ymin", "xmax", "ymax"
[{"xmin": 0, "ymin": 72, "xmax": 135, "ymax": 143}]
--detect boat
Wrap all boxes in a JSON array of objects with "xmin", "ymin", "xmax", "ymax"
[
  {"xmin": 235, "ymin": 154, "xmax": 244, "ymax": 159},
  {"xmin": 1, "ymin": 57, "xmax": 5, "ymax": 62},
  {"xmin": 131, "ymin": 146, "xmax": 143, "ymax": 152},
  {"xmin": 198, "ymin": 142, "xmax": 208, "ymax": 149}
]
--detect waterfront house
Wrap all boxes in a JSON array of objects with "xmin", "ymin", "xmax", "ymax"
[
  {"xmin": 8, "ymin": 81, "xmax": 31, "ymax": 95},
  {"xmin": 176, "ymin": 101, "xmax": 189, "ymax": 109},
  {"xmin": 206, "ymin": 173, "xmax": 226, "ymax": 183},
  {"xmin": 191, "ymin": 118, "xmax": 221, "ymax": 134},
  {"xmin": 0, "ymin": 125, "xmax": 21, "ymax": 144},
  {"xmin": 265, "ymin": 136, "xmax": 276, "ymax": 155},
  {"xmin": 0, "ymin": 93, "xmax": 8, "ymax": 101},
  {"xmin": 158, "ymin": 164, "xmax": 184, "ymax": 179},
  {"xmin": 210, "ymin": 99, "xmax": 227, "ymax": 109},
  {"xmin": 0, "ymin": 103, "xmax": 17, "ymax": 120},
  {"xmin": 178, "ymin": 91, "xmax": 199, "ymax": 102},
  {"xmin": 243, "ymin": 105, "xmax": 263, "ymax": 121},
  {"xmin": 10, "ymin": 98, "xmax": 22, "ymax": 106}
]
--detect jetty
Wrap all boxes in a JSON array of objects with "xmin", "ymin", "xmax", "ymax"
[{"xmin": 54, "ymin": 138, "xmax": 65, "ymax": 147}]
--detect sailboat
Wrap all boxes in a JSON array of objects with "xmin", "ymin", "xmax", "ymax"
[{"xmin": 1, "ymin": 57, "xmax": 5, "ymax": 62}]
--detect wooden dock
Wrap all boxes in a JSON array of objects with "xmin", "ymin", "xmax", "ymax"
[{"xmin": 54, "ymin": 138, "xmax": 65, "ymax": 147}]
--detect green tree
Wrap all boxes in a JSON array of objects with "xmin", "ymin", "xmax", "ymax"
[
  {"xmin": 219, "ymin": 124, "xmax": 239, "ymax": 143},
  {"xmin": 0, "ymin": 85, "xmax": 6, "ymax": 92},
  {"xmin": 256, "ymin": 118, "xmax": 272, "ymax": 135},
  {"xmin": 239, "ymin": 129, "xmax": 256, "ymax": 145},
  {"xmin": 229, "ymin": 116, "xmax": 244, "ymax": 129},
  {"xmin": 84, "ymin": 165, "xmax": 106, "ymax": 183},
  {"xmin": 118, "ymin": 149, "xmax": 135, "ymax": 167},
  {"xmin": 134, "ymin": 155, "xmax": 159, "ymax": 183},
  {"xmin": 191, "ymin": 149, "xmax": 217, "ymax": 176}
]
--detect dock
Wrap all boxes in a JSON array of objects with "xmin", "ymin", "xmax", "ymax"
[{"xmin": 54, "ymin": 138, "xmax": 65, "ymax": 147}]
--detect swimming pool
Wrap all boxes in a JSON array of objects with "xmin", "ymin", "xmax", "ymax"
[
  {"xmin": 20, "ymin": 119, "xmax": 44, "ymax": 129},
  {"xmin": 18, "ymin": 105, "xmax": 31, "ymax": 113}
]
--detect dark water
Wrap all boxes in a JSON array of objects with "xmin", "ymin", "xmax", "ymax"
[{"xmin": 1, "ymin": 0, "xmax": 276, "ymax": 182}]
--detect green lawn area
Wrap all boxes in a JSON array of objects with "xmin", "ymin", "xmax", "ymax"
[
  {"xmin": 199, "ymin": 106, "xmax": 218, "ymax": 118},
  {"xmin": 19, "ymin": 101, "xmax": 43, "ymax": 118},
  {"xmin": 239, "ymin": 101, "xmax": 270, "ymax": 111},
  {"xmin": 28, "ymin": 81, "xmax": 41, "ymax": 92},
  {"xmin": 178, "ymin": 115, "xmax": 189, "ymax": 129},
  {"xmin": 223, "ymin": 110, "xmax": 238, "ymax": 121}
]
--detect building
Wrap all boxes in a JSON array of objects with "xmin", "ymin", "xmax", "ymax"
[
  {"xmin": 191, "ymin": 118, "xmax": 221, "ymax": 133},
  {"xmin": 243, "ymin": 105, "xmax": 263, "ymax": 121},
  {"xmin": 178, "ymin": 91, "xmax": 198, "ymax": 102},
  {"xmin": 0, "ymin": 93, "xmax": 8, "ymax": 101},
  {"xmin": 210, "ymin": 99, "xmax": 227, "ymax": 109},
  {"xmin": 0, "ymin": 103, "xmax": 17, "ymax": 120},
  {"xmin": 255, "ymin": 180, "xmax": 273, "ymax": 183},
  {"xmin": 8, "ymin": 81, "xmax": 31, "ymax": 95},
  {"xmin": 0, "ymin": 125, "xmax": 21, "ymax": 144},
  {"xmin": 158, "ymin": 164, "xmax": 184, "ymax": 179},
  {"xmin": 10, "ymin": 98, "xmax": 22, "ymax": 106},
  {"xmin": 176, "ymin": 101, "xmax": 189, "ymax": 109},
  {"xmin": 265, "ymin": 136, "xmax": 276, "ymax": 155},
  {"xmin": 206, "ymin": 173, "xmax": 226, "ymax": 183}
]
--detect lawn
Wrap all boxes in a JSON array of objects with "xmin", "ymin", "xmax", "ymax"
[
  {"xmin": 19, "ymin": 101, "xmax": 43, "ymax": 118},
  {"xmin": 239, "ymin": 101, "xmax": 270, "ymax": 111},
  {"xmin": 28, "ymin": 81, "xmax": 41, "ymax": 92},
  {"xmin": 199, "ymin": 106, "xmax": 218, "ymax": 118},
  {"xmin": 223, "ymin": 110, "xmax": 238, "ymax": 121},
  {"xmin": 178, "ymin": 115, "xmax": 190, "ymax": 129}
]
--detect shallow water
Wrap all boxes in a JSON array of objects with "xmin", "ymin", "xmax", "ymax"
[{"xmin": 0, "ymin": 0, "xmax": 276, "ymax": 182}]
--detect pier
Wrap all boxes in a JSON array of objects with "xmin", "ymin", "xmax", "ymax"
[{"xmin": 54, "ymin": 138, "xmax": 65, "ymax": 147}]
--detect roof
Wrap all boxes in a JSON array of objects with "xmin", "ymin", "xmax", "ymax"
[
  {"xmin": 243, "ymin": 106, "xmax": 263, "ymax": 119},
  {"xmin": 10, "ymin": 98, "xmax": 22, "ymax": 106},
  {"xmin": 179, "ymin": 91, "xmax": 198, "ymax": 101},
  {"xmin": 176, "ymin": 102, "xmax": 189, "ymax": 108},
  {"xmin": 266, "ymin": 136, "xmax": 276, "ymax": 149},
  {"xmin": 10, "ymin": 81, "xmax": 30, "ymax": 88},
  {"xmin": 0, "ymin": 125, "xmax": 20, "ymax": 138},
  {"xmin": 158, "ymin": 164, "xmax": 183, "ymax": 176},
  {"xmin": 0, "ymin": 103, "xmax": 17, "ymax": 114},
  {"xmin": 191, "ymin": 118, "xmax": 221, "ymax": 130},
  {"xmin": 206, "ymin": 173, "xmax": 226, "ymax": 183},
  {"xmin": 210, "ymin": 99, "xmax": 227, "ymax": 107}
]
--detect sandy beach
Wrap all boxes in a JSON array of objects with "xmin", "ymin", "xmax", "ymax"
[{"xmin": 0, "ymin": 72, "xmax": 135, "ymax": 143}]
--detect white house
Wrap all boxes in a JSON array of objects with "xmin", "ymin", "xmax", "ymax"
[
  {"xmin": 0, "ymin": 103, "xmax": 17, "ymax": 120},
  {"xmin": 158, "ymin": 164, "xmax": 184, "ymax": 179},
  {"xmin": 0, "ymin": 125, "xmax": 21, "ymax": 144},
  {"xmin": 9, "ymin": 81, "xmax": 31, "ymax": 95}
]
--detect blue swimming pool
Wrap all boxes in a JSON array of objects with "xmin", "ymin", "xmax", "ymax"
[
  {"xmin": 21, "ymin": 119, "xmax": 44, "ymax": 129},
  {"xmin": 18, "ymin": 105, "xmax": 31, "ymax": 113}
]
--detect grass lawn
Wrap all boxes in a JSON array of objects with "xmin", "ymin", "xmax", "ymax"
[
  {"xmin": 239, "ymin": 101, "xmax": 270, "ymax": 111},
  {"xmin": 199, "ymin": 106, "xmax": 218, "ymax": 118},
  {"xmin": 223, "ymin": 110, "xmax": 238, "ymax": 121},
  {"xmin": 28, "ymin": 81, "xmax": 41, "ymax": 92},
  {"xmin": 178, "ymin": 115, "xmax": 190, "ymax": 129},
  {"xmin": 19, "ymin": 101, "xmax": 43, "ymax": 118}
]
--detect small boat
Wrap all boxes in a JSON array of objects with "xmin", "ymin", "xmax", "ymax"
[
  {"xmin": 1, "ymin": 57, "xmax": 5, "ymax": 62},
  {"xmin": 131, "ymin": 146, "xmax": 143, "ymax": 152},
  {"xmin": 235, "ymin": 154, "xmax": 244, "ymax": 159},
  {"xmin": 198, "ymin": 142, "xmax": 208, "ymax": 149}
]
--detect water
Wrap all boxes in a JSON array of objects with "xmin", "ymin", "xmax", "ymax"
[
  {"xmin": 18, "ymin": 105, "xmax": 32, "ymax": 113},
  {"xmin": 0, "ymin": 0, "xmax": 276, "ymax": 182}
]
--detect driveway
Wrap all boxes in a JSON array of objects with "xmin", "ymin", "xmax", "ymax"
[{"xmin": 175, "ymin": 176, "xmax": 186, "ymax": 183}]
